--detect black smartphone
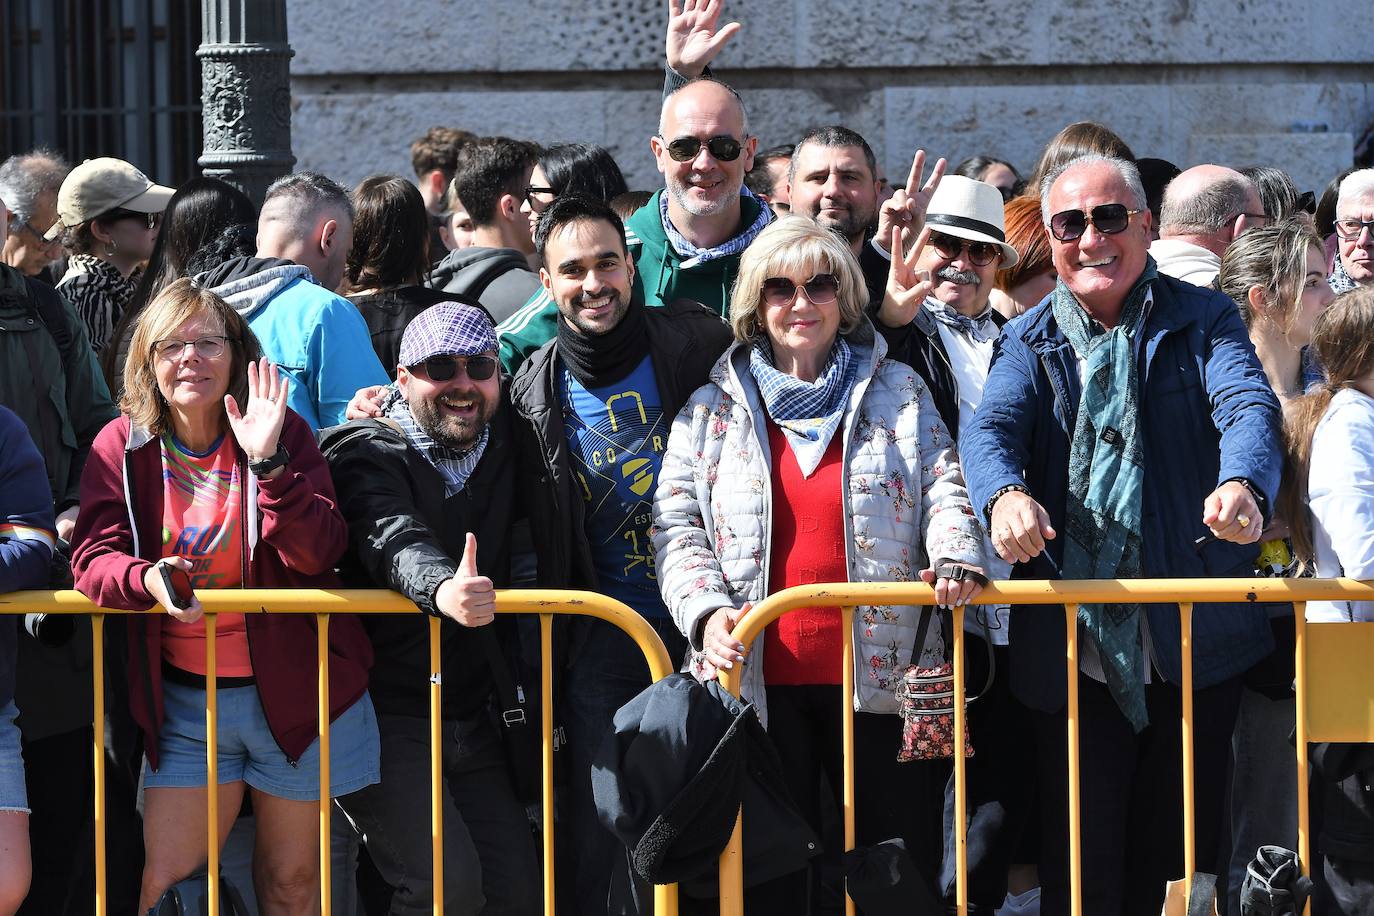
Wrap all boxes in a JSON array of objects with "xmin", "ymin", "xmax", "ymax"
[{"xmin": 158, "ymin": 562, "xmax": 195, "ymax": 610}]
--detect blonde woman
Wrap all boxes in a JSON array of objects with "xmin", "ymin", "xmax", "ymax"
[{"xmin": 71, "ymin": 278, "xmax": 377, "ymax": 913}]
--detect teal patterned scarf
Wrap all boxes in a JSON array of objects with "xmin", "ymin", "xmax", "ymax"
[{"xmin": 1050, "ymin": 257, "xmax": 1157, "ymax": 732}]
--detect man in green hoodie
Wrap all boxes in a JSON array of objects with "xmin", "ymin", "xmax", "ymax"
[{"xmin": 496, "ymin": 77, "xmax": 770, "ymax": 372}]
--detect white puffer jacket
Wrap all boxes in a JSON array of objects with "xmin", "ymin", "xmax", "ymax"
[{"xmin": 651, "ymin": 322, "xmax": 983, "ymax": 724}]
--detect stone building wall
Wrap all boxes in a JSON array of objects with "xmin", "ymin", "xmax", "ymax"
[{"xmin": 287, "ymin": 0, "xmax": 1372, "ymax": 196}]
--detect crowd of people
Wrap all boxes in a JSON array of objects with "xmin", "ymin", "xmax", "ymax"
[{"xmin": 1, "ymin": 3, "xmax": 1374, "ymax": 915}]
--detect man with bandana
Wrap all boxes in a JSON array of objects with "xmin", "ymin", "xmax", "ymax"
[
  {"xmin": 872, "ymin": 174, "xmax": 1037, "ymax": 913},
  {"xmin": 495, "ymin": 77, "xmax": 768, "ymax": 371},
  {"xmin": 961, "ymin": 153, "xmax": 1282, "ymax": 916},
  {"xmin": 510, "ymin": 194, "xmax": 732, "ymax": 915},
  {"xmin": 321, "ymin": 302, "xmax": 539, "ymax": 916}
]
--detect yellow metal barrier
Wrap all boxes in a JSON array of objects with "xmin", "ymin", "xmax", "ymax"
[
  {"xmin": 0, "ymin": 588, "xmax": 677, "ymax": 916},
  {"xmin": 715, "ymin": 577, "xmax": 1374, "ymax": 916}
]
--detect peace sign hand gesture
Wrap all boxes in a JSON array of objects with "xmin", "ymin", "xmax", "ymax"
[
  {"xmin": 875, "ymin": 149, "xmax": 946, "ymax": 256},
  {"xmin": 225, "ymin": 357, "xmax": 288, "ymax": 468},
  {"xmin": 667, "ymin": 0, "xmax": 740, "ymax": 78},
  {"xmin": 879, "ymin": 226, "xmax": 934, "ymax": 329}
]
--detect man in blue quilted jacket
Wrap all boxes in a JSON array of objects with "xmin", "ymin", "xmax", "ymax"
[{"xmin": 961, "ymin": 153, "xmax": 1283, "ymax": 916}]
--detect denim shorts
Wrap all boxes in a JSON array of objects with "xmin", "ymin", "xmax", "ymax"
[
  {"xmin": 144, "ymin": 680, "xmax": 380, "ymax": 801},
  {"xmin": 0, "ymin": 700, "xmax": 28, "ymax": 813}
]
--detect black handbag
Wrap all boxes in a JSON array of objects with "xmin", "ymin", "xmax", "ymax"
[{"xmin": 479, "ymin": 625, "xmax": 565, "ymax": 803}]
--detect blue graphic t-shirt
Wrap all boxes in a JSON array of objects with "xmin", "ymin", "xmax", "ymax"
[{"xmin": 561, "ymin": 355, "xmax": 669, "ymax": 618}]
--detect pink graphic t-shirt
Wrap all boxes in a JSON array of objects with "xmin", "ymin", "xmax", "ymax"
[{"xmin": 159, "ymin": 432, "xmax": 252, "ymax": 677}]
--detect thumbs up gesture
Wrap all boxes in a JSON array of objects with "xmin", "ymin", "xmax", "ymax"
[{"xmin": 434, "ymin": 532, "xmax": 496, "ymax": 627}]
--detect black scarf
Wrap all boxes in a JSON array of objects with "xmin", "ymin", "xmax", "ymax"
[{"xmin": 556, "ymin": 294, "xmax": 650, "ymax": 389}]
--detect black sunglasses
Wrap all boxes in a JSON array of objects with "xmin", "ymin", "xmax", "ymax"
[
  {"xmin": 1297, "ymin": 190, "xmax": 1317, "ymax": 215},
  {"xmin": 1048, "ymin": 203, "xmax": 1142, "ymax": 242},
  {"xmin": 411, "ymin": 354, "xmax": 498, "ymax": 382},
  {"xmin": 104, "ymin": 208, "xmax": 161, "ymax": 230},
  {"xmin": 930, "ymin": 232, "xmax": 1001, "ymax": 267},
  {"xmin": 761, "ymin": 273, "xmax": 839, "ymax": 307},
  {"xmin": 663, "ymin": 136, "xmax": 743, "ymax": 163}
]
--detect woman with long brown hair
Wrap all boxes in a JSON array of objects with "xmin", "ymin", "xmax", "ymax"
[{"xmin": 1281, "ymin": 284, "xmax": 1374, "ymax": 913}]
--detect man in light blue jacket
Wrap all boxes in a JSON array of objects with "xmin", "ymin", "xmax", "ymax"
[{"xmin": 198, "ymin": 173, "xmax": 387, "ymax": 429}]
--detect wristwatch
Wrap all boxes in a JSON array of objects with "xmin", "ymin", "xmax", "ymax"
[{"xmin": 248, "ymin": 443, "xmax": 290, "ymax": 477}]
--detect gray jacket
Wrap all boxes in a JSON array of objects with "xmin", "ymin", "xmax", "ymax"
[
  {"xmin": 427, "ymin": 246, "xmax": 540, "ymax": 325},
  {"xmin": 652, "ymin": 322, "xmax": 983, "ymax": 723}
]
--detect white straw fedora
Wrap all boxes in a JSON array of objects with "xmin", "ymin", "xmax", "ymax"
[{"xmin": 923, "ymin": 175, "xmax": 1019, "ymax": 268}]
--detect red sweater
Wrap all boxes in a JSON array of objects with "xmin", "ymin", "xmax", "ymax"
[
  {"xmin": 763, "ymin": 422, "xmax": 847, "ymax": 686},
  {"xmin": 71, "ymin": 412, "xmax": 372, "ymax": 768}
]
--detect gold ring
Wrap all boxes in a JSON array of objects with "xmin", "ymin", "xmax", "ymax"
[{"xmin": 1238, "ymin": 515, "xmax": 1250, "ymax": 529}]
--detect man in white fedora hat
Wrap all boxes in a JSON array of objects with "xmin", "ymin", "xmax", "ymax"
[{"xmin": 873, "ymin": 172, "xmax": 1034, "ymax": 915}]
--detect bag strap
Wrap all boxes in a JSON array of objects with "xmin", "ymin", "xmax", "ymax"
[
  {"xmin": 478, "ymin": 626, "xmax": 528, "ymax": 729},
  {"xmin": 906, "ymin": 604, "xmax": 998, "ymax": 704}
]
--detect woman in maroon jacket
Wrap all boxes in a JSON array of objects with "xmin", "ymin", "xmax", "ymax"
[{"xmin": 71, "ymin": 278, "xmax": 377, "ymax": 915}]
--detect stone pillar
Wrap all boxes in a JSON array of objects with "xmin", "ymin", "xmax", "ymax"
[{"xmin": 198, "ymin": 0, "xmax": 295, "ymax": 204}]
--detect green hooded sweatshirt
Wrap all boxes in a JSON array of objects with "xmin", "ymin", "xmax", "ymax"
[{"xmin": 496, "ymin": 189, "xmax": 764, "ymax": 373}]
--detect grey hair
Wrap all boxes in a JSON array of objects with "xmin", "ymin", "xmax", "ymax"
[
  {"xmin": 1337, "ymin": 168, "xmax": 1374, "ymax": 213},
  {"xmin": 1039, "ymin": 154, "xmax": 1147, "ymax": 226},
  {"xmin": 1159, "ymin": 173, "xmax": 1256, "ymax": 235},
  {"xmin": 658, "ymin": 77, "xmax": 750, "ymax": 141},
  {"xmin": 0, "ymin": 149, "xmax": 70, "ymax": 224}
]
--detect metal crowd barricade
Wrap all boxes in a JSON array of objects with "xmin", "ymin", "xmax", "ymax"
[
  {"xmin": 0, "ymin": 588, "xmax": 677, "ymax": 916},
  {"xmin": 714, "ymin": 577, "xmax": 1374, "ymax": 916}
]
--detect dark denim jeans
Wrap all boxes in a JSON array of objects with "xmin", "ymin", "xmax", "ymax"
[
  {"xmin": 335, "ymin": 713, "xmax": 540, "ymax": 916},
  {"xmin": 562, "ymin": 615, "xmax": 688, "ymax": 916}
]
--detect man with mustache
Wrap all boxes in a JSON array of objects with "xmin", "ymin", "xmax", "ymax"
[
  {"xmin": 510, "ymin": 194, "xmax": 732, "ymax": 915},
  {"xmin": 321, "ymin": 301, "xmax": 540, "ymax": 916},
  {"xmin": 874, "ymin": 174, "xmax": 1039, "ymax": 913}
]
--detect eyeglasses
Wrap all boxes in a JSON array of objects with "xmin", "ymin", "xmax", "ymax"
[
  {"xmin": 410, "ymin": 354, "xmax": 498, "ymax": 382},
  {"xmin": 1238, "ymin": 211, "xmax": 1271, "ymax": 227},
  {"xmin": 153, "ymin": 336, "xmax": 230, "ymax": 361},
  {"xmin": 105, "ymin": 208, "xmax": 161, "ymax": 230},
  {"xmin": 524, "ymin": 185, "xmax": 555, "ymax": 205},
  {"xmin": 13, "ymin": 218, "xmax": 57, "ymax": 243},
  {"xmin": 1335, "ymin": 218, "xmax": 1374, "ymax": 242},
  {"xmin": 1048, "ymin": 204, "xmax": 1143, "ymax": 242},
  {"xmin": 929, "ymin": 232, "xmax": 1001, "ymax": 267},
  {"xmin": 662, "ymin": 136, "xmax": 743, "ymax": 163},
  {"xmin": 761, "ymin": 273, "xmax": 840, "ymax": 307},
  {"xmin": 1297, "ymin": 191, "xmax": 1317, "ymax": 215}
]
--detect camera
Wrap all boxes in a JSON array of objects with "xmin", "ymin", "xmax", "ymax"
[{"xmin": 24, "ymin": 612, "xmax": 75, "ymax": 648}]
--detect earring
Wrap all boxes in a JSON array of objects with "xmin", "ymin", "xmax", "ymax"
[{"xmin": 104, "ymin": 239, "xmax": 117, "ymax": 257}]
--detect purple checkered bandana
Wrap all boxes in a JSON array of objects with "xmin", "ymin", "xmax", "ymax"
[{"xmin": 398, "ymin": 302, "xmax": 498, "ymax": 366}]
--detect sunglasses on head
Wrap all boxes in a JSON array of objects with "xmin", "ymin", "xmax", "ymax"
[
  {"xmin": 1048, "ymin": 203, "xmax": 1143, "ymax": 242},
  {"xmin": 929, "ymin": 232, "xmax": 1001, "ymax": 267},
  {"xmin": 410, "ymin": 354, "xmax": 498, "ymax": 382},
  {"xmin": 663, "ymin": 136, "xmax": 743, "ymax": 163},
  {"xmin": 761, "ymin": 273, "xmax": 839, "ymax": 307},
  {"xmin": 1297, "ymin": 190, "xmax": 1317, "ymax": 215}
]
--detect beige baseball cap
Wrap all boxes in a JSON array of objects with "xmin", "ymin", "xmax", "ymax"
[{"xmin": 46, "ymin": 157, "xmax": 174, "ymax": 239}]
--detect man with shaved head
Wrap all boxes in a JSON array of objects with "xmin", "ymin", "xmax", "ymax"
[
  {"xmin": 496, "ymin": 77, "xmax": 769, "ymax": 370},
  {"xmin": 197, "ymin": 172, "xmax": 387, "ymax": 428},
  {"xmin": 1149, "ymin": 164, "xmax": 1266, "ymax": 286},
  {"xmin": 962, "ymin": 154, "xmax": 1282, "ymax": 914}
]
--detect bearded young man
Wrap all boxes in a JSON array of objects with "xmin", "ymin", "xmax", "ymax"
[
  {"xmin": 320, "ymin": 302, "xmax": 539, "ymax": 916},
  {"xmin": 509, "ymin": 194, "xmax": 732, "ymax": 916}
]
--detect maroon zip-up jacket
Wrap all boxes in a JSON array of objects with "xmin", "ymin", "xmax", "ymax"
[{"xmin": 71, "ymin": 411, "xmax": 373, "ymax": 769}]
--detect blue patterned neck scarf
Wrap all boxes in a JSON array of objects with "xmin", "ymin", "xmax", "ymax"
[
  {"xmin": 747, "ymin": 337, "xmax": 857, "ymax": 477},
  {"xmin": 924, "ymin": 296, "xmax": 999, "ymax": 344},
  {"xmin": 659, "ymin": 186, "xmax": 773, "ymax": 269},
  {"xmin": 381, "ymin": 385, "xmax": 489, "ymax": 497},
  {"xmin": 1051, "ymin": 257, "xmax": 1157, "ymax": 733}
]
